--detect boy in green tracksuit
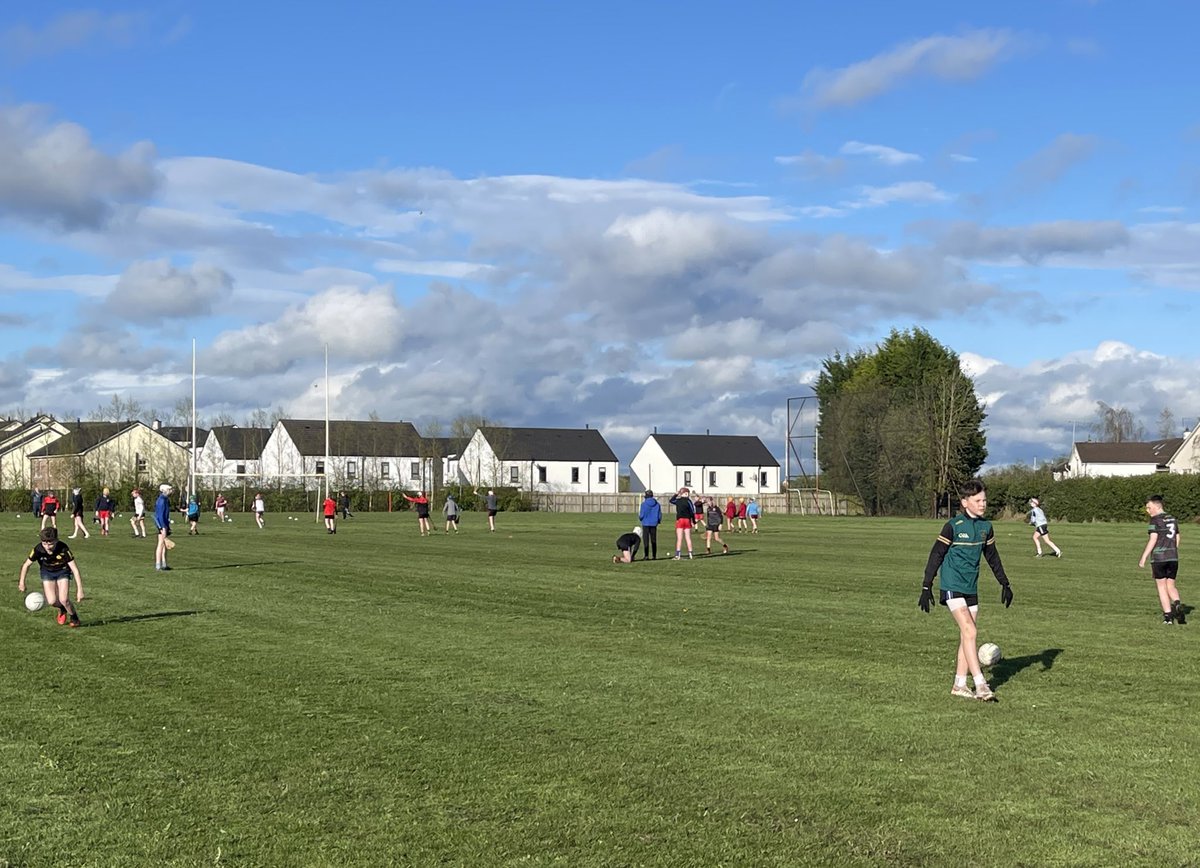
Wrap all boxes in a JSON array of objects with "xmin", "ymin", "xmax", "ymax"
[{"xmin": 918, "ymin": 478, "xmax": 1014, "ymax": 702}]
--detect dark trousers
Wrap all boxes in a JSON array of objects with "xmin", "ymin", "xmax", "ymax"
[{"xmin": 641, "ymin": 525, "xmax": 658, "ymax": 559}]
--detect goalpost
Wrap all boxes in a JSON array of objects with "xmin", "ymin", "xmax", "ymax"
[
  {"xmin": 788, "ymin": 487, "xmax": 836, "ymax": 516},
  {"xmin": 192, "ymin": 472, "xmax": 331, "ymax": 520}
]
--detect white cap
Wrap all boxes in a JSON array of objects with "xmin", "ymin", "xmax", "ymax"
[
  {"xmin": 633, "ymin": 525, "xmax": 643, "ymax": 535},
  {"xmin": 160, "ymin": 484, "xmax": 172, "ymax": 494}
]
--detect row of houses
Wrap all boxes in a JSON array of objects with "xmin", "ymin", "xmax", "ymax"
[{"xmin": 0, "ymin": 416, "xmax": 782, "ymax": 496}]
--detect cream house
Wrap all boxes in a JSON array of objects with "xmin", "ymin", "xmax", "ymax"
[{"xmin": 28, "ymin": 421, "xmax": 190, "ymax": 491}]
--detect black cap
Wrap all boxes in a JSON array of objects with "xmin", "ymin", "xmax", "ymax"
[{"xmin": 644, "ymin": 490, "xmax": 654, "ymax": 498}]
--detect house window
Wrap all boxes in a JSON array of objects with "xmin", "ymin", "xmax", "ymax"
[
  {"xmin": 598, "ymin": 467, "xmax": 607, "ymax": 484},
  {"xmin": 571, "ymin": 467, "xmax": 580, "ymax": 484},
  {"xmin": 760, "ymin": 472, "xmax": 768, "ymax": 487},
  {"xmin": 709, "ymin": 471, "xmax": 717, "ymax": 487},
  {"xmin": 736, "ymin": 471, "xmax": 744, "ymax": 487},
  {"xmin": 381, "ymin": 461, "xmax": 390, "ymax": 479},
  {"xmin": 347, "ymin": 460, "xmax": 357, "ymax": 479},
  {"xmin": 136, "ymin": 454, "xmax": 147, "ymax": 473},
  {"xmin": 538, "ymin": 465, "xmax": 547, "ymax": 483},
  {"xmin": 316, "ymin": 460, "xmax": 325, "ymax": 475},
  {"xmin": 510, "ymin": 465, "xmax": 519, "ymax": 483},
  {"xmin": 683, "ymin": 471, "xmax": 692, "ymax": 487},
  {"xmin": 236, "ymin": 463, "xmax": 246, "ymax": 475},
  {"xmin": 410, "ymin": 462, "xmax": 421, "ymax": 480}
]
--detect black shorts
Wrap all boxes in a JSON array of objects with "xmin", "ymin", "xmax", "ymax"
[
  {"xmin": 706, "ymin": 523, "xmax": 722, "ymax": 532},
  {"xmin": 940, "ymin": 590, "xmax": 979, "ymax": 607},
  {"xmin": 1034, "ymin": 524, "xmax": 1049, "ymax": 536},
  {"xmin": 1152, "ymin": 561, "xmax": 1179, "ymax": 580},
  {"xmin": 448, "ymin": 515, "xmax": 460, "ymax": 524},
  {"xmin": 487, "ymin": 509, "xmax": 497, "ymax": 517}
]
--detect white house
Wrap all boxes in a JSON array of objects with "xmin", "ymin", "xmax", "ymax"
[
  {"xmin": 0, "ymin": 415, "xmax": 71, "ymax": 488},
  {"xmin": 196, "ymin": 426, "xmax": 271, "ymax": 487},
  {"xmin": 459, "ymin": 426, "xmax": 619, "ymax": 493},
  {"xmin": 259, "ymin": 419, "xmax": 435, "ymax": 490},
  {"xmin": 629, "ymin": 433, "xmax": 780, "ymax": 496},
  {"xmin": 1064, "ymin": 438, "xmax": 1182, "ymax": 478}
]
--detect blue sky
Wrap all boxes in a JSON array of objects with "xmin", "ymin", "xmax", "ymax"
[{"xmin": 2, "ymin": 1, "xmax": 1199, "ymax": 469}]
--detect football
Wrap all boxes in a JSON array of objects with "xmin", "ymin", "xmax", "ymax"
[
  {"xmin": 978, "ymin": 642, "xmax": 1002, "ymax": 667},
  {"xmin": 25, "ymin": 591, "xmax": 45, "ymax": 612}
]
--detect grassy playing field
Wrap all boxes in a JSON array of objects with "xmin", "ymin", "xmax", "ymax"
[{"xmin": 0, "ymin": 509, "xmax": 1196, "ymax": 866}]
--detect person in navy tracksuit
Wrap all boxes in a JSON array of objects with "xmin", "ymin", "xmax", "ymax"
[{"xmin": 638, "ymin": 490, "xmax": 662, "ymax": 560}]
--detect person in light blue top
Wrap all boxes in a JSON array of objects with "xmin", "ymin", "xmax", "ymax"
[
  {"xmin": 638, "ymin": 490, "xmax": 662, "ymax": 560},
  {"xmin": 747, "ymin": 497, "xmax": 761, "ymax": 533},
  {"xmin": 1027, "ymin": 497, "xmax": 1062, "ymax": 558}
]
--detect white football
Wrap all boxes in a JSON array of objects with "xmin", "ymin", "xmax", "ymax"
[
  {"xmin": 978, "ymin": 642, "xmax": 1002, "ymax": 667},
  {"xmin": 25, "ymin": 591, "xmax": 45, "ymax": 612}
]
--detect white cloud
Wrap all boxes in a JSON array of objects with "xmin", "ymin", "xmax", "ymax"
[
  {"xmin": 854, "ymin": 181, "xmax": 951, "ymax": 208},
  {"xmin": 840, "ymin": 141, "xmax": 922, "ymax": 165},
  {"xmin": 797, "ymin": 29, "xmax": 1018, "ymax": 109},
  {"xmin": 0, "ymin": 104, "xmax": 157, "ymax": 229},
  {"xmin": 1014, "ymin": 133, "xmax": 1099, "ymax": 190},
  {"xmin": 107, "ymin": 259, "xmax": 234, "ymax": 323}
]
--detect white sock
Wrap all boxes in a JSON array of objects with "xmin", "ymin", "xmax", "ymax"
[
  {"xmin": 973, "ymin": 674, "xmax": 987, "ymax": 687},
  {"xmin": 954, "ymin": 675, "xmax": 968, "ymax": 688}
]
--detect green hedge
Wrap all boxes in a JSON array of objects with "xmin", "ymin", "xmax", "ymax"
[{"xmin": 981, "ymin": 466, "xmax": 1200, "ymax": 523}]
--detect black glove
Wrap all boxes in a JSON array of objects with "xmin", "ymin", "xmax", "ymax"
[
  {"xmin": 1000, "ymin": 583, "xmax": 1013, "ymax": 608},
  {"xmin": 918, "ymin": 585, "xmax": 935, "ymax": 613}
]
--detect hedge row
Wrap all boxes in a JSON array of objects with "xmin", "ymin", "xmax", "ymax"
[{"xmin": 981, "ymin": 466, "xmax": 1200, "ymax": 523}]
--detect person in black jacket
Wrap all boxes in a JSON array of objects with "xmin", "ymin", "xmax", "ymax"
[
  {"xmin": 668, "ymin": 487, "xmax": 696, "ymax": 560},
  {"xmin": 68, "ymin": 487, "xmax": 90, "ymax": 540},
  {"xmin": 613, "ymin": 526, "xmax": 642, "ymax": 564}
]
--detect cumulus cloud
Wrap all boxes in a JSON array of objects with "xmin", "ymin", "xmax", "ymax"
[
  {"xmin": 206, "ymin": 284, "xmax": 406, "ymax": 377},
  {"xmin": 107, "ymin": 259, "xmax": 234, "ymax": 323},
  {"xmin": 0, "ymin": 104, "xmax": 157, "ymax": 229},
  {"xmin": 970, "ymin": 342, "xmax": 1200, "ymax": 465},
  {"xmin": 796, "ymin": 29, "xmax": 1018, "ymax": 109}
]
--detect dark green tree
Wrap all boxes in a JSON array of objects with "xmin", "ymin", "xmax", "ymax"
[{"xmin": 816, "ymin": 328, "xmax": 987, "ymax": 516}]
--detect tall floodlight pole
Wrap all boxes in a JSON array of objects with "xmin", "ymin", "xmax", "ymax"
[
  {"xmin": 324, "ymin": 344, "xmax": 330, "ymax": 510},
  {"xmin": 190, "ymin": 338, "xmax": 197, "ymax": 500}
]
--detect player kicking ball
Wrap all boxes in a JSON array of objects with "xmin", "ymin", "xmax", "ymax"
[
  {"xmin": 18, "ymin": 527, "xmax": 84, "ymax": 627},
  {"xmin": 918, "ymin": 478, "xmax": 1014, "ymax": 702}
]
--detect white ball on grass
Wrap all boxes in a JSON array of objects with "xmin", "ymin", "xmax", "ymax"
[{"xmin": 978, "ymin": 642, "xmax": 1002, "ymax": 667}]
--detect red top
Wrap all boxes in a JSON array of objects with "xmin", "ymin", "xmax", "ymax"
[{"xmin": 323, "ymin": 497, "xmax": 336, "ymax": 517}]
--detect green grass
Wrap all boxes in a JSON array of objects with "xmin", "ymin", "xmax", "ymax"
[{"xmin": 1, "ymin": 511, "xmax": 1198, "ymax": 866}]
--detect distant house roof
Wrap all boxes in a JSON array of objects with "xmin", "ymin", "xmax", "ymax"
[
  {"xmin": 1075, "ymin": 438, "xmax": 1183, "ymax": 466},
  {"xmin": 479, "ymin": 427, "xmax": 618, "ymax": 462},
  {"xmin": 650, "ymin": 433, "xmax": 780, "ymax": 467},
  {"xmin": 209, "ymin": 426, "xmax": 270, "ymax": 460},
  {"xmin": 0, "ymin": 416, "xmax": 67, "ymax": 453},
  {"xmin": 280, "ymin": 419, "xmax": 426, "ymax": 457},
  {"xmin": 424, "ymin": 436, "xmax": 470, "ymax": 458},
  {"xmin": 28, "ymin": 421, "xmax": 144, "ymax": 457},
  {"xmin": 155, "ymin": 425, "xmax": 209, "ymax": 448}
]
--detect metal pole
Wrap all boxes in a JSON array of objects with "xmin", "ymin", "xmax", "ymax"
[{"xmin": 324, "ymin": 344, "xmax": 330, "ymax": 514}]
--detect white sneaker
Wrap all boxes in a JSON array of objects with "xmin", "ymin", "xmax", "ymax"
[
  {"xmin": 950, "ymin": 684, "xmax": 975, "ymax": 699},
  {"xmin": 974, "ymin": 683, "xmax": 997, "ymax": 702}
]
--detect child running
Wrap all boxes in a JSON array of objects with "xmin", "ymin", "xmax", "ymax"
[
  {"xmin": 703, "ymin": 498, "xmax": 730, "ymax": 555},
  {"xmin": 130, "ymin": 489, "xmax": 147, "ymax": 538},
  {"xmin": 918, "ymin": 478, "xmax": 1014, "ymax": 702},
  {"xmin": 1028, "ymin": 497, "xmax": 1062, "ymax": 558},
  {"xmin": 18, "ymin": 527, "xmax": 84, "ymax": 627},
  {"xmin": 1139, "ymin": 494, "xmax": 1186, "ymax": 625},
  {"xmin": 68, "ymin": 487, "xmax": 90, "ymax": 540}
]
